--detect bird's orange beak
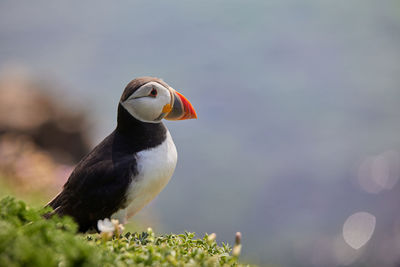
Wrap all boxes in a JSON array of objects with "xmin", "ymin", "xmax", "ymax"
[{"xmin": 164, "ymin": 89, "xmax": 197, "ymax": 120}]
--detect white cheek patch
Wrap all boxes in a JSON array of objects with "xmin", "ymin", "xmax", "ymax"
[
  {"xmin": 121, "ymin": 84, "xmax": 172, "ymax": 123},
  {"xmin": 121, "ymin": 97, "xmax": 165, "ymax": 123},
  {"xmin": 122, "ymin": 99, "xmax": 160, "ymax": 123},
  {"xmin": 121, "ymin": 100, "xmax": 154, "ymax": 123}
]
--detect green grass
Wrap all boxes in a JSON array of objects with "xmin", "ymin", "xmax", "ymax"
[{"xmin": 0, "ymin": 197, "xmax": 250, "ymax": 267}]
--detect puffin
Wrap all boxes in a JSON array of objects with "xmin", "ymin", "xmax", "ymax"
[{"xmin": 46, "ymin": 77, "xmax": 197, "ymax": 232}]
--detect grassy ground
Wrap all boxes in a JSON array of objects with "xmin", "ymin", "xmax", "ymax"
[{"xmin": 0, "ymin": 197, "xmax": 250, "ymax": 267}]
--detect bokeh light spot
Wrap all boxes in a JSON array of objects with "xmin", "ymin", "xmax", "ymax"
[
  {"xmin": 357, "ymin": 150, "xmax": 400, "ymax": 194},
  {"xmin": 343, "ymin": 212, "xmax": 376, "ymax": 250}
]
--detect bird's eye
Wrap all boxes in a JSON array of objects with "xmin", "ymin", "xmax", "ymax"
[{"xmin": 149, "ymin": 88, "xmax": 157, "ymax": 97}]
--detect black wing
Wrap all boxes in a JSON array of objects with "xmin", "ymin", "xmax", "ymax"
[{"xmin": 47, "ymin": 131, "xmax": 137, "ymax": 232}]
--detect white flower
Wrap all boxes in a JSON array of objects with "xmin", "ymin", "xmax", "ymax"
[
  {"xmin": 232, "ymin": 232, "xmax": 242, "ymax": 257},
  {"xmin": 207, "ymin": 233, "xmax": 217, "ymax": 242},
  {"xmin": 111, "ymin": 219, "xmax": 125, "ymax": 234},
  {"xmin": 97, "ymin": 218, "xmax": 115, "ymax": 233}
]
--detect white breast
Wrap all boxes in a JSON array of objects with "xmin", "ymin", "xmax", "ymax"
[{"xmin": 112, "ymin": 130, "xmax": 177, "ymax": 223}]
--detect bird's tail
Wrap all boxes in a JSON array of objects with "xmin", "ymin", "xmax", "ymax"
[{"xmin": 43, "ymin": 192, "xmax": 63, "ymax": 219}]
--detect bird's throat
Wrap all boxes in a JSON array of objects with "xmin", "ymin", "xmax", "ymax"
[{"xmin": 116, "ymin": 104, "xmax": 167, "ymax": 151}]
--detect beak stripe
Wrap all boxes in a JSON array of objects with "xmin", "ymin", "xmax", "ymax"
[
  {"xmin": 174, "ymin": 91, "xmax": 197, "ymax": 120},
  {"xmin": 164, "ymin": 89, "xmax": 197, "ymax": 121}
]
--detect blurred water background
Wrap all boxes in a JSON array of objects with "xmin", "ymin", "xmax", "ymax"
[{"xmin": 1, "ymin": 1, "xmax": 400, "ymax": 266}]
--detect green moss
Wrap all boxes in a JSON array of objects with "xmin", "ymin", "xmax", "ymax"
[{"xmin": 0, "ymin": 197, "xmax": 250, "ymax": 267}]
